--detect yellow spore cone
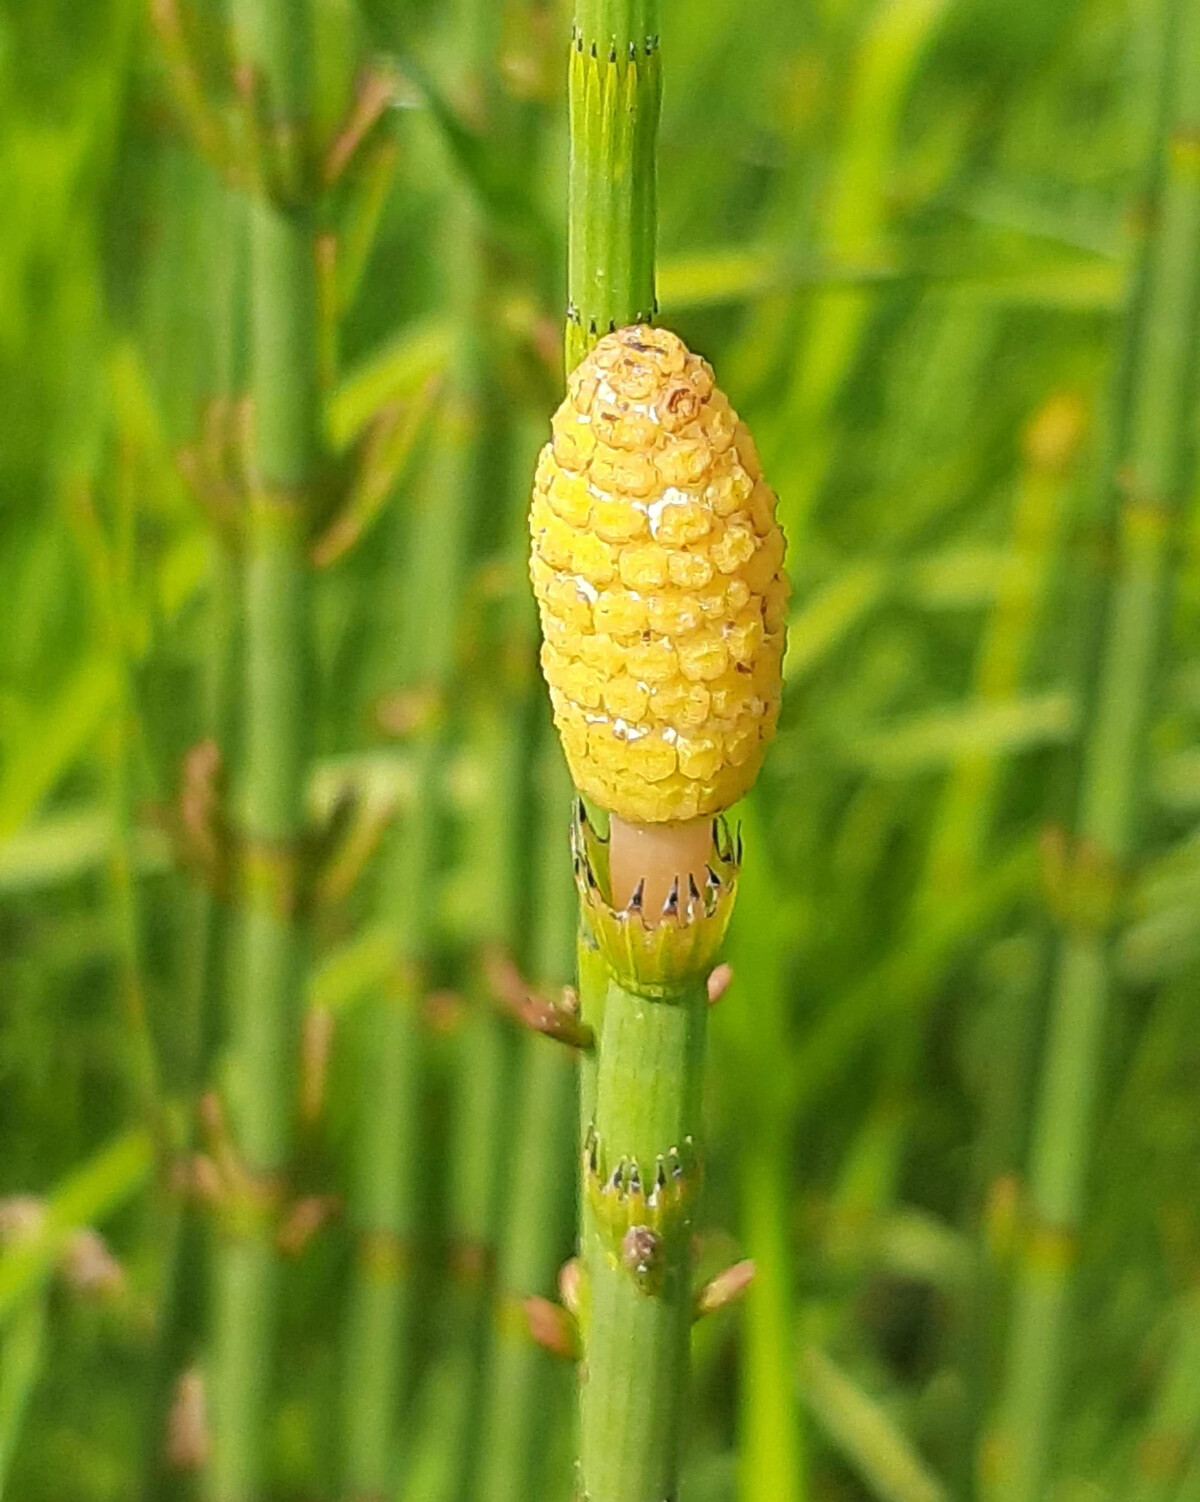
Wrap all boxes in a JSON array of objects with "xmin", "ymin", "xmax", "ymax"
[{"xmin": 530, "ymin": 325, "xmax": 788, "ymax": 825}]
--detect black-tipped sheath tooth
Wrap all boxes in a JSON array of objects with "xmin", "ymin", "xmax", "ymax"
[
  {"xmin": 628, "ymin": 1163, "xmax": 641, "ymax": 1196},
  {"xmin": 628, "ymin": 877, "xmax": 645, "ymax": 914},
  {"xmin": 663, "ymin": 876, "xmax": 680, "ymax": 919},
  {"xmin": 687, "ymin": 872, "xmax": 701, "ymax": 911}
]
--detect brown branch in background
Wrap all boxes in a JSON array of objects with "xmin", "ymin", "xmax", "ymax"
[
  {"xmin": 322, "ymin": 66, "xmax": 399, "ymax": 187},
  {"xmin": 148, "ymin": 0, "xmax": 231, "ymax": 170},
  {"xmin": 484, "ymin": 947, "xmax": 595, "ymax": 1049}
]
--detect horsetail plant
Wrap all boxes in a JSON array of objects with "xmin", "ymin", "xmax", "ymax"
[
  {"xmin": 338, "ymin": 149, "xmax": 488, "ymax": 1502},
  {"xmin": 530, "ymin": 5, "xmax": 789, "ymax": 1493},
  {"xmin": 988, "ymin": 1, "xmax": 1200, "ymax": 1496},
  {"xmin": 150, "ymin": 0, "xmax": 406, "ymax": 1493},
  {"xmin": 145, "ymin": 167, "xmax": 247, "ymax": 1502},
  {"xmin": 475, "ymin": 736, "xmax": 579, "ymax": 1502},
  {"xmin": 207, "ymin": 2, "xmax": 321, "ymax": 1497}
]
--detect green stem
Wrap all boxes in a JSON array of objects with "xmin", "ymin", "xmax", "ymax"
[
  {"xmin": 339, "ymin": 393, "xmax": 474, "ymax": 1496},
  {"xmin": 144, "ymin": 168, "xmax": 246, "ymax": 1502},
  {"xmin": 566, "ymin": 0, "xmax": 661, "ymax": 368},
  {"xmin": 1127, "ymin": 1289, "xmax": 1200, "ymax": 1502},
  {"xmin": 0, "ymin": 1294, "xmax": 46, "ymax": 1500},
  {"xmin": 989, "ymin": 4, "xmax": 1200, "ymax": 1497},
  {"xmin": 339, "ymin": 762, "xmax": 427, "ymax": 1501},
  {"xmin": 567, "ymin": 3, "xmax": 705, "ymax": 1496},
  {"xmin": 475, "ymin": 738, "xmax": 577, "ymax": 1502},
  {"xmin": 437, "ymin": 730, "xmax": 513, "ymax": 1502},
  {"xmin": 209, "ymin": 3, "xmax": 319, "ymax": 1498},
  {"xmin": 854, "ymin": 391, "xmax": 1077, "ymax": 1491},
  {"xmin": 920, "ymin": 395, "xmax": 1080, "ymax": 915},
  {"xmin": 578, "ymin": 964, "xmax": 707, "ymax": 1502},
  {"xmin": 722, "ymin": 800, "xmax": 805, "ymax": 1502},
  {"xmin": 341, "ymin": 144, "xmax": 486, "ymax": 1502}
]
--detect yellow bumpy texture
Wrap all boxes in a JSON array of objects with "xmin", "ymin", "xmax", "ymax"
[{"xmin": 530, "ymin": 325, "xmax": 789, "ymax": 825}]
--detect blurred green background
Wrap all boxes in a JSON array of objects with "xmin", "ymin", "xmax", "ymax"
[{"xmin": 4, "ymin": 0, "xmax": 1200, "ymax": 1499}]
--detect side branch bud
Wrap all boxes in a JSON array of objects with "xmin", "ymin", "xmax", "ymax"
[
  {"xmin": 486, "ymin": 949, "xmax": 595, "ymax": 1049},
  {"xmin": 524, "ymin": 1296, "xmax": 581, "ymax": 1360},
  {"xmin": 693, "ymin": 1258, "xmax": 756, "ymax": 1320}
]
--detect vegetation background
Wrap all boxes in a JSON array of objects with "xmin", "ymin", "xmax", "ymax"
[{"xmin": 2, "ymin": 0, "xmax": 1200, "ymax": 1499}]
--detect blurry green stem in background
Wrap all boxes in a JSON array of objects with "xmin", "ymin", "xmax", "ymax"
[
  {"xmin": 987, "ymin": 2, "xmax": 1200, "ymax": 1497},
  {"xmin": 405, "ymin": 17, "xmax": 518, "ymax": 1495},
  {"xmin": 836, "ymin": 386, "xmax": 1083, "ymax": 1230},
  {"xmin": 338, "ymin": 759, "xmax": 425, "ymax": 1502},
  {"xmin": 720, "ymin": 800, "xmax": 806, "ymax": 1502},
  {"xmin": 209, "ymin": 0, "xmax": 319, "ymax": 1497},
  {"xmin": 433, "ymin": 701, "xmax": 514, "ymax": 1502},
  {"xmin": 918, "ymin": 393, "xmax": 1084, "ymax": 911},
  {"xmin": 1127, "ymin": 1288, "xmax": 1200, "ymax": 1502},
  {"xmin": 819, "ymin": 386, "xmax": 1083, "ymax": 1489},
  {"xmin": 800, "ymin": 1345, "xmax": 947, "ymax": 1502},
  {"xmin": 143, "ymin": 164, "xmax": 247, "ymax": 1502},
  {"xmin": 474, "ymin": 738, "xmax": 578, "ymax": 1502},
  {"xmin": 341, "ymin": 31, "xmax": 492, "ymax": 1480},
  {"xmin": 0, "ymin": 1294, "xmax": 46, "ymax": 1502}
]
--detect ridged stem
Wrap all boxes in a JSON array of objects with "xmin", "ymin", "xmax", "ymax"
[
  {"xmin": 474, "ymin": 739, "xmax": 577, "ymax": 1502},
  {"xmin": 209, "ymin": 3, "xmax": 318, "ymax": 1498},
  {"xmin": 338, "ymin": 420, "xmax": 468, "ymax": 1502},
  {"xmin": 338, "ymin": 742, "xmax": 431, "ymax": 1502},
  {"xmin": 436, "ymin": 702, "xmax": 516, "ymax": 1502},
  {"xmin": 988, "ymin": 3, "xmax": 1200, "ymax": 1497},
  {"xmin": 145, "ymin": 166, "xmax": 246, "ymax": 1502},
  {"xmin": 577, "ymin": 959, "xmax": 707, "ymax": 1502},
  {"xmin": 567, "ymin": 3, "xmax": 697, "ymax": 1495},
  {"xmin": 566, "ymin": 0, "xmax": 661, "ymax": 368},
  {"xmin": 340, "ymin": 151, "xmax": 487, "ymax": 1502}
]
